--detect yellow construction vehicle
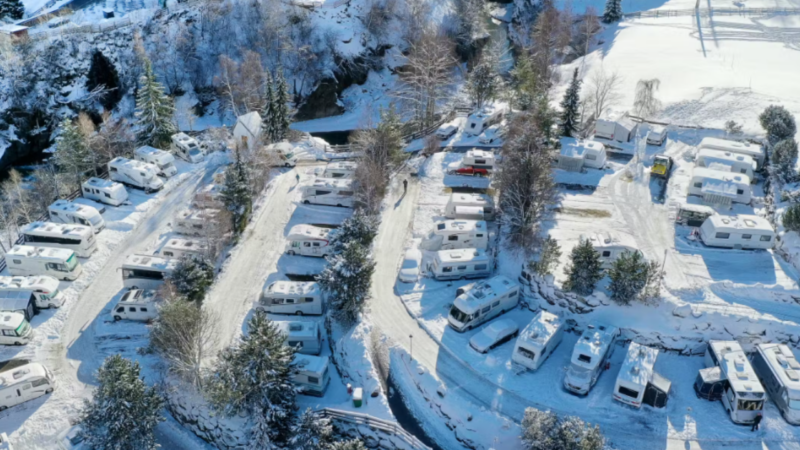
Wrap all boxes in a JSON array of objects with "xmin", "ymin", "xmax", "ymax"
[{"xmin": 651, "ymin": 155, "xmax": 673, "ymax": 178}]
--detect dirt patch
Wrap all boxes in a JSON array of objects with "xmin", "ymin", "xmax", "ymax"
[{"xmin": 554, "ymin": 207, "xmax": 612, "ymax": 218}]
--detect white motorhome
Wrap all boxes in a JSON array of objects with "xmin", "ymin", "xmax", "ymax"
[
  {"xmin": 112, "ymin": 289, "xmax": 161, "ymax": 322},
  {"xmin": 511, "ymin": 311, "xmax": 563, "ymax": 371},
  {"xmin": 49, "ymin": 200, "xmax": 105, "ymax": 233},
  {"xmin": 5, "ymin": 246, "xmax": 82, "ymax": 281},
  {"xmin": 466, "ymin": 104, "xmax": 505, "ymax": 136},
  {"xmin": 134, "ymin": 146, "xmax": 178, "ymax": 178},
  {"xmin": 301, "ymin": 178, "xmax": 354, "ymax": 208},
  {"xmin": 563, "ymin": 324, "xmax": 620, "ymax": 395},
  {"xmin": 699, "ymin": 215, "xmax": 775, "ymax": 250},
  {"xmin": 257, "ymin": 280, "xmax": 323, "ymax": 316},
  {"xmin": 173, "ymin": 208, "xmax": 220, "ymax": 237},
  {"xmin": 447, "ymin": 275, "xmax": 519, "ymax": 332},
  {"xmin": 20, "ymin": 222, "xmax": 96, "ymax": 258},
  {"xmin": 120, "ymin": 254, "xmax": 177, "ymax": 290},
  {"xmin": 266, "ymin": 142, "xmax": 298, "ymax": 167},
  {"xmin": 462, "ymin": 149, "xmax": 497, "ymax": 170},
  {"xmin": 445, "ymin": 193, "xmax": 495, "ymax": 220},
  {"xmin": 322, "ymin": 161, "xmax": 357, "ymax": 179},
  {"xmin": 0, "ymin": 276, "xmax": 64, "ymax": 309},
  {"xmin": 82, "ymin": 177, "xmax": 128, "ymax": 207},
  {"xmin": 274, "ymin": 320, "xmax": 322, "ymax": 355},
  {"xmin": 0, "ymin": 313, "xmax": 32, "ymax": 346},
  {"xmin": 689, "ymin": 167, "xmax": 751, "ymax": 207},
  {"xmin": 430, "ymin": 248, "xmax": 492, "ymax": 281},
  {"xmin": 0, "ymin": 363, "xmax": 55, "ymax": 410},
  {"xmin": 751, "ymin": 343, "xmax": 800, "ymax": 425},
  {"xmin": 171, "ymin": 133, "xmax": 204, "ymax": 163},
  {"xmin": 705, "ymin": 341, "xmax": 765, "ymax": 424},
  {"xmin": 613, "ymin": 343, "xmax": 662, "ymax": 409},
  {"xmin": 594, "ymin": 114, "xmax": 638, "ymax": 143},
  {"xmin": 293, "ymin": 354, "xmax": 330, "ymax": 397},
  {"xmin": 558, "ymin": 140, "xmax": 607, "ymax": 172},
  {"xmin": 285, "ymin": 225, "xmax": 333, "ymax": 258},
  {"xmin": 421, "ymin": 220, "xmax": 488, "ymax": 251},
  {"xmin": 159, "ymin": 238, "xmax": 209, "ymax": 260},
  {"xmin": 581, "ymin": 233, "xmax": 638, "ymax": 269},
  {"xmin": 646, "ymin": 125, "xmax": 668, "ymax": 146},
  {"xmin": 696, "ymin": 149, "xmax": 756, "ymax": 180},
  {"xmin": 699, "ymin": 137, "xmax": 765, "ymax": 169},
  {"xmin": 108, "ymin": 157, "xmax": 164, "ymax": 192}
]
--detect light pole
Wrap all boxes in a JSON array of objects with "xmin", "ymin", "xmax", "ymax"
[{"xmin": 409, "ymin": 334, "xmax": 413, "ymax": 361}]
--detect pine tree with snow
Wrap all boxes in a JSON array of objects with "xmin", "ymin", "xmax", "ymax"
[
  {"xmin": 607, "ymin": 250, "xmax": 649, "ymax": 305},
  {"xmin": 329, "ymin": 210, "xmax": 380, "ymax": 253},
  {"xmin": 331, "ymin": 440, "xmax": 368, "ymax": 450},
  {"xmin": 168, "ymin": 256, "xmax": 214, "ymax": 302},
  {"xmin": 273, "ymin": 68, "xmax": 291, "ymax": 142},
  {"xmin": 261, "ymin": 70, "xmax": 275, "ymax": 144},
  {"xmin": 220, "ymin": 149, "xmax": 252, "ymax": 235},
  {"xmin": 563, "ymin": 238, "xmax": 603, "ymax": 295},
  {"xmin": 785, "ymin": 204, "xmax": 800, "ymax": 233},
  {"xmin": 529, "ymin": 236, "xmax": 561, "ymax": 276},
  {"xmin": 134, "ymin": 58, "xmax": 176, "ymax": 148},
  {"xmin": 317, "ymin": 241, "xmax": 375, "ymax": 325},
  {"xmin": 759, "ymin": 105, "xmax": 797, "ymax": 145},
  {"xmin": 772, "ymin": 138, "xmax": 798, "ymax": 176},
  {"xmin": 80, "ymin": 355, "xmax": 165, "ymax": 450},
  {"xmin": 0, "ymin": 0, "xmax": 24, "ymax": 21},
  {"xmin": 290, "ymin": 408, "xmax": 335, "ymax": 450},
  {"xmin": 521, "ymin": 407, "xmax": 605, "ymax": 450},
  {"xmin": 54, "ymin": 116, "xmax": 93, "ymax": 188},
  {"xmin": 559, "ymin": 68, "xmax": 582, "ymax": 137},
  {"xmin": 602, "ymin": 0, "xmax": 623, "ymax": 23},
  {"xmin": 467, "ymin": 58, "xmax": 500, "ymax": 109}
]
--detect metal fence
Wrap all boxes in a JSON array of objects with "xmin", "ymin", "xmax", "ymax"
[
  {"xmin": 624, "ymin": 6, "xmax": 800, "ymax": 18},
  {"xmin": 317, "ymin": 408, "xmax": 431, "ymax": 450}
]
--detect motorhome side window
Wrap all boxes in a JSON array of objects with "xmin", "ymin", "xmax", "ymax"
[
  {"xmin": 305, "ymin": 297, "xmax": 314, "ymax": 302},
  {"xmin": 312, "ymin": 243, "xmax": 320, "ymax": 247},
  {"xmin": 481, "ymin": 306, "xmax": 491, "ymax": 313},
  {"xmin": 304, "ymin": 243, "xmax": 311, "ymax": 247},
  {"xmin": 110, "ymin": 167, "xmax": 118, "ymax": 172},
  {"xmin": 308, "ymin": 376, "xmax": 319, "ymax": 384},
  {"xmin": 509, "ymin": 290, "xmax": 517, "ymax": 297},
  {"xmin": 578, "ymin": 354, "xmax": 592, "ymax": 363},
  {"xmin": 715, "ymin": 232, "xmax": 730, "ymax": 239},
  {"xmin": 602, "ymin": 251, "xmax": 611, "ymax": 257},
  {"xmin": 443, "ymin": 267, "xmax": 453, "ymax": 273},
  {"xmin": 104, "ymin": 193, "xmax": 111, "ymax": 199},
  {"xmin": 519, "ymin": 348, "xmax": 536, "ymax": 360},
  {"xmin": 437, "ymin": 224, "xmax": 446, "ymax": 230},
  {"xmin": 476, "ymin": 233, "xmax": 484, "ymax": 237},
  {"xmin": 123, "ymin": 269, "xmax": 163, "ymax": 280},
  {"xmin": 316, "ymin": 190, "xmax": 331, "ymax": 196},
  {"xmin": 51, "ymin": 211, "xmax": 59, "ymax": 216},
  {"xmin": 457, "ymin": 265, "xmax": 467, "ymax": 271},
  {"xmin": 288, "ymin": 341, "xmax": 302, "ymax": 347},
  {"xmin": 742, "ymin": 234, "xmax": 752, "ymax": 240},
  {"xmin": 13, "ymin": 259, "xmax": 21, "ymax": 265},
  {"xmin": 3, "ymin": 330, "xmax": 14, "ymax": 336},
  {"xmin": 618, "ymin": 386, "xmax": 639, "ymax": 398},
  {"xmin": 760, "ymin": 235, "xmax": 772, "ymax": 241},
  {"xmin": 492, "ymin": 301, "xmax": 500, "ymax": 307},
  {"xmin": 475, "ymin": 264, "xmax": 487, "ymax": 270},
  {"xmin": 448, "ymin": 236, "xmax": 458, "ymax": 241},
  {"xmin": 737, "ymin": 189, "xmax": 744, "ymax": 195},
  {"xmin": 694, "ymin": 182, "xmax": 702, "ymax": 188},
  {"xmin": 341, "ymin": 191, "xmax": 353, "ymax": 196}
]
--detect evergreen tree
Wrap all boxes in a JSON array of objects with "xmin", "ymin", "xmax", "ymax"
[
  {"xmin": 290, "ymin": 409, "xmax": 335, "ymax": 450},
  {"xmin": 467, "ymin": 58, "xmax": 500, "ymax": 109},
  {"xmin": 86, "ymin": 50, "xmax": 122, "ymax": 111},
  {"xmin": 725, "ymin": 120, "xmax": 744, "ymax": 138},
  {"xmin": 607, "ymin": 250, "xmax": 649, "ymax": 305},
  {"xmin": 206, "ymin": 312, "xmax": 297, "ymax": 447},
  {"xmin": 273, "ymin": 68, "xmax": 291, "ymax": 142},
  {"xmin": 759, "ymin": 105, "xmax": 797, "ymax": 145},
  {"xmin": 602, "ymin": 0, "xmax": 623, "ymax": 23},
  {"xmin": 559, "ymin": 68, "xmax": 582, "ymax": 137},
  {"xmin": 564, "ymin": 238, "xmax": 603, "ymax": 295},
  {"xmin": 134, "ymin": 58, "xmax": 176, "ymax": 148},
  {"xmin": 261, "ymin": 70, "xmax": 275, "ymax": 143},
  {"xmin": 54, "ymin": 117, "xmax": 93, "ymax": 188},
  {"xmin": 329, "ymin": 210, "xmax": 380, "ymax": 253},
  {"xmin": 521, "ymin": 408, "xmax": 605, "ymax": 450},
  {"xmin": 331, "ymin": 440, "xmax": 368, "ymax": 450},
  {"xmin": 317, "ymin": 241, "xmax": 375, "ymax": 325},
  {"xmin": 510, "ymin": 53, "xmax": 544, "ymax": 112},
  {"xmin": 168, "ymin": 256, "xmax": 214, "ymax": 302},
  {"xmin": 784, "ymin": 203, "xmax": 800, "ymax": 232},
  {"xmin": 529, "ymin": 236, "xmax": 562, "ymax": 276},
  {"xmin": 0, "ymin": 0, "xmax": 24, "ymax": 21},
  {"xmin": 220, "ymin": 149, "xmax": 252, "ymax": 234},
  {"xmin": 81, "ymin": 355, "xmax": 164, "ymax": 450},
  {"xmin": 772, "ymin": 138, "xmax": 798, "ymax": 175}
]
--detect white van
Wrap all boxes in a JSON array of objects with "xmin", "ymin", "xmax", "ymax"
[
  {"xmin": 120, "ymin": 254, "xmax": 177, "ymax": 290},
  {"xmin": 646, "ymin": 125, "xmax": 668, "ymax": 146},
  {"xmin": 0, "ymin": 313, "xmax": 33, "ymax": 346},
  {"xmin": 171, "ymin": 133, "xmax": 204, "ymax": 163},
  {"xmin": 705, "ymin": 341, "xmax": 765, "ymax": 424},
  {"xmin": 21, "ymin": 222, "xmax": 97, "ymax": 258},
  {"xmin": 699, "ymin": 137, "xmax": 765, "ymax": 169},
  {"xmin": 293, "ymin": 354, "xmax": 330, "ymax": 397},
  {"xmin": 285, "ymin": 225, "xmax": 333, "ymax": 258},
  {"xmin": 301, "ymin": 178, "xmax": 354, "ymax": 208},
  {"xmin": 266, "ymin": 142, "xmax": 298, "ymax": 168},
  {"xmin": 613, "ymin": 342, "xmax": 659, "ymax": 408},
  {"xmin": 465, "ymin": 104, "xmax": 505, "ymax": 136},
  {"xmin": 447, "ymin": 275, "xmax": 519, "ymax": 332},
  {"xmin": 430, "ymin": 248, "xmax": 492, "ymax": 281},
  {"xmin": 322, "ymin": 162, "xmax": 357, "ymax": 179},
  {"xmin": 462, "ymin": 149, "xmax": 497, "ymax": 170},
  {"xmin": 581, "ymin": 233, "xmax": 638, "ymax": 269},
  {"xmin": 696, "ymin": 149, "xmax": 756, "ymax": 180},
  {"xmin": 421, "ymin": 220, "xmax": 488, "ymax": 251},
  {"xmin": 563, "ymin": 324, "xmax": 619, "ymax": 395},
  {"xmin": 699, "ymin": 215, "xmax": 774, "ymax": 250},
  {"xmin": 444, "ymin": 193, "xmax": 495, "ymax": 220},
  {"xmin": 257, "ymin": 281, "xmax": 323, "ymax": 316},
  {"xmin": 751, "ymin": 343, "xmax": 800, "ymax": 425},
  {"xmin": 108, "ymin": 157, "xmax": 164, "ymax": 192},
  {"xmin": 6, "ymin": 246, "xmax": 82, "ymax": 281},
  {"xmin": 274, "ymin": 320, "xmax": 322, "ymax": 355},
  {"xmin": 159, "ymin": 238, "xmax": 209, "ymax": 260},
  {"xmin": 0, "ymin": 363, "xmax": 55, "ymax": 410},
  {"xmin": 0, "ymin": 276, "xmax": 64, "ymax": 310},
  {"xmin": 112, "ymin": 289, "xmax": 161, "ymax": 322},
  {"xmin": 82, "ymin": 177, "xmax": 128, "ymax": 207},
  {"xmin": 135, "ymin": 146, "xmax": 178, "ymax": 178},
  {"xmin": 49, "ymin": 200, "xmax": 105, "ymax": 233},
  {"xmin": 511, "ymin": 311, "xmax": 563, "ymax": 371},
  {"xmin": 174, "ymin": 208, "xmax": 220, "ymax": 237}
]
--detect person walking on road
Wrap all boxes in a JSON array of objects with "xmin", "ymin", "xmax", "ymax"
[
  {"xmin": 751, "ymin": 413, "xmax": 762, "ymax": 432},
  {"xmin": 296, "ymin": 173, "xmax": 300, "ymax": 184},
  {"xmin": 403, "ymin": 179, "xmax": 408, "ymax": 195}
]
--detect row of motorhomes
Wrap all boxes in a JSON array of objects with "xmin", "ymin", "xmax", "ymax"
[{"xmin": 687, "ymin": 137, "xmax": 764, "ymax": 209}]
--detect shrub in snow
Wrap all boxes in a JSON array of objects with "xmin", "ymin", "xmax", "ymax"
[
  {"xmin": 134, "ymin": 59, "xmax": 176, "ymax": 148},
  {"xmin": 317, "ymin": 241, "xmax": 375, "ymax": 325},
  {"xmin": 563, "ymin": 238, "xmax": 603, "ymax": 295},
  {"xmin": 0, "ymin": 0, "xmax": 24, "ymax": 20},
  {"xmin": 168, "ymin": 256, "xmax": 215, "ymax": 303},
  {"xmin": 759, "ymin": 105, "xmax": 797, "ymax": 145},
  {"xmin": 529, "ymin": 236, "xmax": 562, "ymax": 276},
  {"xmin": 521, "ymin": 408, "xmax": 605, "ymax": 450},
  {"xmin": 221, "ymin": 149, "xmax": 253, "ymax": 235},
  {"xmin": 725, "ymin": 120, "xmax": 744, "ymax": 138},
  {"xmin": 772, "ymin": 138, "xmax": 798, "ymax": 177},
  {"xmin": 290, "ymin": 408, "xmax": 334, "ymax": 450},
  {"xmin": 330, "ymin": 440, "xmax": 368, "ymax": 450},
  {"xmin": 81, "ymin": 355, "xmax": 165, "ymax": 450},
  {"xmin": 602, "ymin": 0, "xmax": 622, "ymax": 23},
  {"xmin": 55, "ymin": 116, "xmax": 93, "ymax": 188},
  {"xmin": 329, "ymin": 210, "xmax": 380, "ymax": 253},
  {"xmin": 783, "ymin": 204, "xmax": 800, "ymax": 232},
  {"xmin": 608, "ymin": 250, "xmax": 662, "ymax": 305},
  {"xmin": 559, "ymin": 68, "xmax": 582, "ymax": 137}
]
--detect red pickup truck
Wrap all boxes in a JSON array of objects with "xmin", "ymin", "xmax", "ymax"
[{"xmin": 450, "ymin": 167, "xmax": 490, "ymax": 177}]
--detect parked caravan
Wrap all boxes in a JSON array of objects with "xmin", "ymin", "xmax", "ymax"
[
  {"xmin": 293, "ymin": 354, "xmax": 330, "ymax": 397},
  {"xmin": 646, "ymin": 125, "xmax": 668, "ymax": 146},
  {"xmin": 447, "ymin": 275, "xmax": 519, "ymax": 332},
  {"xmin": 689, "ymin": 167, "xmax": 751, "ymax": 207},
  {"xmin": 49, "ymin": 200, "xmax": 105, "ymax": 233},
  {"xmin": 696, "ymin": 149, "xmax": 756, "ymax": 180},
  {"xmin": 193, "ymin": 183, "xmax": 224, "ymax": 210},
  {"xmin": 322, "ymin": 162, "xmax": 357, "ymax": 179},
  {"xmin": 445, "ymin": 193, "xmax": 495, "ymax": 220},
  {"xmin": 82, "ymin": 178, "xmax": 128, "ymax": 207},
  {"xmin": 174, "ymin": 209, "xmax": 220, "ymax": 237},
  {"xmin": 462, "ymin": 149, "xmax": 497, "ymax": 170},
  {"xmin": 465, "ymin": 104, "xmax": 505, "ymax": 136},
  {"xmin": 430, "ymin": 248, "xmax": 492, "ymax": 281},
  {"xmin": 699, "ymin": 137, "xmax": 765, "ymax": 169},
  {"xmin": 421, "ymin": 220, "xmax": 488, "ymax": 251},
  {"xmin": 705, "ymin": 341, "xmax": 765, "ymax": 424},
  {"xmin": 581, "ymin": 233, "xmax": 638, "ymax": 269},
  {"xmin": 171, "ymin": 132, "xmax": 204, "ymax": 163},
  {"xmin": 120, "ymin": 254, "xmax": 177, "ymax": 290},
  {"xmin": 0, "ymin": 276, "xmax": 64, "ymax": 309},
  {"xmin": 563, "ymin": 324, "xmax": 620, "ymax": 395},
  {"xmin": 0, "ymin": 313, "xmax": 32, "ymax": 346},
  {"xmin": 511, "ymin": 311, "xmax": 563, "ymax": 371},
  {"xmin": 558, "ymin": 139, "xmax": 607, "ymax": 172},
  {"xmin": 159, "ymin": 238, "xmax": 209, "ymax": 260},
  {"xmin": 266, "ymin": 142, "xmax": 298, "ymax": 167},
  {"xmin": 613, "ymin": 343, "xmax": 671, "ymax": 409},
  {"xmin": 301, "ymin": 178, "xmax": 354, "ymax": 208},
  {"xmin": 274, "ymin": 320, "xmax": 322, "ymax": 355},
  {"xmin": 134, "ymin": 146, "xmax": 178, "ymax": 178},
  {"xmin": 594, "ymin": 114, "xmax": 639, "ymax": 143},
  {"xmin": 20, "ymin": 222, "xmax": 96, "ymax": 258},
  {"xmin": 112, "ymin": 289, "xmax": 161, "ymax": 322},
  {"xmin": 108, "ymin": 157, "xmax": 164, "ymax": 192},
  {"xmin": 452, "ymin": 206, "xmax": 485, "ymax": 221},
  {"xmin": 5, "ymin": 246, "xmax": 82, "ymax": 281},
  {"xmin": 0, "ymin": 363, "xmax": 55, "ymax": 409},
  {"xmin": 699, "ymin": 215, "xmax": 774, "ymax": 249},
  {"xmin": 694, "ymin": 366, "xmax": 725, "ymax": 401},
  {"xmin": 0, "ymin": 291, "xmax": 37, "ymax": 320},
  {"xmin": 751, "ymin": 343, "xmax": 800, "ymax": 425},
  {"xmin": 257, "ymin": 281, "xmax": 323, "ymax": 316},
  {"xmin": 285, "ymin": 225, "xmax": 333, "ymax": 258},
  {"xmin": 676, "ymin": 204, "xmax": 715, "ymax": 227}
]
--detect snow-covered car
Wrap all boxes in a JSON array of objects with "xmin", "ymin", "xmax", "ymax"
[
  {"xmin": 478, "ymin": 125, "xmax": 506, "ymax": 145},
  {"xmin": 646, "ymin": 126, "xmax": 668, "ymax": 146},
  {"xmin": 469, "ymin": 319, "xmax": 519, "ymax": 354},
  {"xmin": 57, "ymin": 425, "xmax": 87, "ymax": 450},
  {"xmin": 436, "ymin": 123, "xmax": 459, "ymax": 140},
  {"xmin": 398, "ymin": 249, "xmax": 422, "ymax": 283}
]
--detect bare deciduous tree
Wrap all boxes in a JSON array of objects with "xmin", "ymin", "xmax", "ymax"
[
  {"xmin": 363, "ymin": 0, "xmax": 398, "ymax": 44},
  {"xmin": 1, "ymin": 169, "xmax": 38, "ymax": 225},
  {"xmin": 399, "ymin": 0, "xmax": 431, "ymax": 42},
  {"xmin": 215, "ymin": 51, "xmax": 265, "ymax": 118},
  {"xmin": 578, "ymin": 7, "xmax": 601, "ymax": 56},
  {"xmin": 633, "ymin": 78, "xmax": 662, "ymax": 118},
  {"xmin": 582, "ymin": 66, "xmax": 623, "ymax": 126}
]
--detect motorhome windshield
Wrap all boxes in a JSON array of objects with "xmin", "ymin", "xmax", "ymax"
[
  {"xmin": 449, "ymin": 305, "xmax": 470, "ymax": 323},
  {"xmin": 15, "ymin": 320, "xmax": 31, "ymax": 336},
  {"xmin": 284, "ymin": 152, "xmax": 295, "ymax": 160},
  {"xmin": 89, "ymin": 214, "xmax": 103, "ymax": 226},
  {"xmin": 159, "ymin": 162, "xmax": 173, "ymax": 169},
  {"xmin": 567, "ymin": 365, "xmax": 592, "ymax": 380},
  {"xmin": 43, "ymin": 289, "xmax": 59, "ymax": 299},
  {"xmin": 189, "ymin": 148, "xmax": 202, "ymax": 156},
  {"xmin": 66, "ymin": 254, "xmax": 78, "ymax": 271},
  {"xmin": 790, "ymin": 399, "xmax": 800, "ymax": 410}
]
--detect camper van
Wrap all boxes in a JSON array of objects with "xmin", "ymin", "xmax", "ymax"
[
  {"xmin": 293, "ymin": 354, "xmax": 330, "ymax": 397},
  {"xmin": 646, "ymin": 125, "xmax": 668, "ymax": 146},
  {"xmin": 430, "ymin": 248, "xmax": 492, "ymax": 281},
  {"xmin": 82, "ymin": 178, "xmax": 128, "ymax": 207},
  {"xmin": 301, "ymin": 178, "xmax": 354, "ymax": 208},
  {"xmin": 322, "ymin": 162, "xmax": 358, "ymax": 179},
  {"xmin": 696, "ymin": 149, "xmax": 756, "ymax": 180},
  {"xmin": 171, "ymin": 132, "xmax": 204, "ymax": 163},
  {"xmin": 257, "ymin": 280, "xmax": 323, "ymax": 316},
  {"xmin": 699, "ymin": 215, "xmax": 774, "ymax": 250},
  {"xmin": 274, "ymin": 320, "xmax": 322, "ymax": 355},
  {"xmin": 159, "ymin": 238, "xmax": 209, "ymax": 260},
  {"xmin": 699, "ymin": 137, "xmax": 765, "ymax": 169},
  {"xmin": 0, "ymin": 363, "xmax": 55, "ymax": 409},
  {"xmin": 581, "ymin": 233, "xmax": 638, "ymax": 269},
  {"xmin": 5, "ymin": 246, "xmax": 82, "ymax": 281},
  {"xmin": 421, "ymin": 220, "xmax": 488, "ymax": 251},
  {"xmin": 112, "ymin": 289, "xmax": 161, "ymax": 322},
  {"xmin": 558, "ymin": 140, "xmax": 607, "ymax": 172},
  {"xmin": 0, "ymin": 313, "xmax": 32, "ymax": 346},
  {"xmin": 285, "ymin": 225, "xmax": 333, "ymax": 258},
  {"xmin": 751, "ymin": 343, "xmax": 800, "ymax": 425},
  {"xmin": 108, "ymin": 157, "xmax": 164, "ymax": 192},
  {"xmin": 466, "ymin": 104, "xmax": 505, "ymax": 136},
  {"xmin": 0, "ymin": 276, "xmax": 64, "ymax": 310},
  {"xmin": 594, "ymin": 114, "xmax": 639, "ymax": 143},
  {"xmin": 462, "ymin": 149, "xmax": 497, "ymax": 170},
  {"xmin": 445, "ymin": 193, "xmax": 495, "ymax": 220},
  {"xmin": 120, "ymin": 254, "xmax": 177, "ymax": 290},
  {"xmin": 266, "ymin": 142, "xmax": 299, "ymax": 167},
  {"xmin": 174, "ymin": 209, "xmax": 220, "ymax": 237},
  {"xmin": 134, "ymin": 146, "xmax": 178, "ymax": 178},
  {"xmin": 705, "ymin": 341, "xmax": 765, "ymax": 424},
  {"xmin": 613, "ymin": 343, "xmax": 671, "ymax": 409},
  {"xmin": 20, "ymin": 222, "xmax": 96, "ymax": 258},
  {"xmin": 511, "ymin": 311, "xmax": 563, "ymax": 371},
  {"xmin": 447, "ymin": 275, "xmax": 519, "ymax": 332},
  {"xmin": 49, "ymin": 200, "xmax": 105, "ymax": 233},
  {"xmin": 563, "ymin": 324, "xmax": 620, "ymax": 395},
  {"xmin": 676, "ymin": 204, "xmax": 715, "ymax": 227}
]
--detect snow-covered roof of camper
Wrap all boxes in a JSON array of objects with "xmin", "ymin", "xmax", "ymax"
[
  {"xmin": 518, "ymin": 311, "xmax": 562, "ymax": 351},
  {"xmin": 109, "ymin": 157, "xmax": 157, "ymax": 172},
  {"xmin": 470, "ymin": 104, "xmax": 505, "ymax": 120},
  {"xmin": 235, "ymin": 112, "xmax": 262, "ymax": 137},
  {"xmin": 449, "ymin": 192, "xmax": 493, "ymax": 205},
  {"xmin": 177, "ymin": 208, "xmax": 219, "ymax": 221},
  {"xmin": 266, "ymin": 280, "xmax": 320, "ymax": 296},
  {"xmin": 599, "ymin": 111, "xmax": 637, "ymax": 132},
  {"xmin": 173, "ymin": 132, "xmax": 195, "ymax": 143},
  {"xmin": 581, "ymin": 232, "xmax": 637, "ymax": 251},
  {"xmin": 452, "ymin": 275, "xmax": 517, "ymax": 315},
  {"xmin": 0, "ymin": 24, "xmax": 28, "ymax": 35},
  {"xmin": 432, "ymin": 220, "xmax": 486, "ymax": 235},
  {"xmin": 310, "ymin": 177, "xmax": 352, "ymax": 189},
  {"xmin": 465, "ymin": 149, "xmax": 495, "ymax": 159},
  {"xmin": 23, "ymin": 222, "xmax": 91, "ymax": 238},
  {"xmin": 0, "ymin": 363, "xmax": 47, "ymax": 389},
  {"xmin": 436, "ymin": 248, "xmax": 489, "ymax": 264},
  {"xmin": 720, "ymin": 348, "xmax": 764, "ymax": 395},
  {"xmin": 692, "ymin": 167, "xmax": 750, "ymax": 184},
  {"xmin": 8, "ymin": 245, "xmax": 74, "ymax": 260},
  {"xmin": 294, "ymin": 354, "xmax": 328, "ymax": 374},
  {"xmin": 697, "ymin": 148, "xmax": 756, "ymax": 168},
  {"xmin": 0, "ymin": 276, "xmax": 58, "ymax": 291},
  {"xmin": 618, "ymin": 342, "xmax": 658, "ymax": 387},
  {"xmin": 326, "ymin": 161, "xmax": 358, "ymax": 170},
  {"xmin": 164, "ymin": 238, "xmax": 208, "ymax": 252},
  {"xmin": 703, "ymin": 214, "xmax": 773, "ymax": 234},
  {"xmin": 0, "ymin": 312, "xmax": 26, "ymax": 330},
  {"xmin": 560, "ymin": 139, "xmax": 605, "ymax": 159},
  {"xmin": 757, "ymin": 343, "xmax": 800, "ymax": 393},
  {"xmin": 122, "ymin": 254, "xmax": 177, "ymax": 271},
  {"xmin": 274, "ymin": 320, "xmax": 319, "ymax": 339},
  {"xmin": 287, "ymin": 225, "xmax": 332, "ymax": 241},
  {"xmin": 84, "ymin": 177, "xmax": 122, "ymax": 190},
  {"xmin": 50, "ymin": 199, "xmax": 99, "ymax": 215},
  {"xmin": 135, "ymin": 145, "xmax": 167, "ymax": 157},
  {"xmin": 699, "ymin": 137, "xmax": 764, "ymax": 159},
  {"xmin": 571, "ymin": 324, "xmax": 619, "ymax": 368}
]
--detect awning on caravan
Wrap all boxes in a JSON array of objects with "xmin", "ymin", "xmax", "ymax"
[
  {"xmin": 694, "ymin": 366, "xmax": 725, "ymax": 401},
  {"xmin": 0, "ymin": 290, "xmax": 36, "ymax": 321},
  {"xmin": 701, "ymin": 180, "xmax": 737, "ymax": 198},
  {"xmin": 643, "ymin": 372, "xmax": 671, "ymax": 408}
]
